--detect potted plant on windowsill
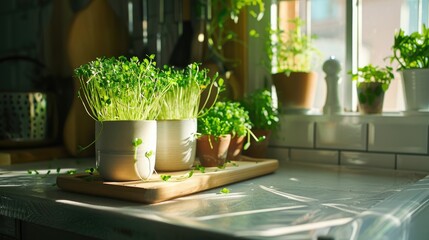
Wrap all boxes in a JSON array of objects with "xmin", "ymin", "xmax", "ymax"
[
  {"xmin": 75, "ymin": 55, "xmax": 167, "ymax": 181},
  {"xmin": 389, "ymin": 25, "xmax": 429, "ymax": 112},
  {"xmin": 350, "ymin": 64, "xmax": 394, "ymax": 114},
  {"xmin": 242, "ymin": 89, "xmax": 279, "ymax": 157},
  {"xmin": 268, "ymin": 17, "xmax": 320, "ymax": 113},
  {"xmin": 155, "ymin": 63, "xmax": 221, "ymax": 171}
]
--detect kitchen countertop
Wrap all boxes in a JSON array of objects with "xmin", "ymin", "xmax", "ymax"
[{"xmin": 0, "ymin": 157, "xmax": 428, "ymax": 240}]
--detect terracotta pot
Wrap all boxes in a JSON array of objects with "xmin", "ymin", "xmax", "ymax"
[
  {"xmin": 243, "ymin": 129, "xmax": 272, "ymax": 158},
  {"xmin": 197, "ymin": 134, "xmax": 231, "ymax": 167},
  {"xmin": 272, "ymin": 72, "xmax": 317, "ymax": 113},
  {"xmin": 95, "ymin": 120, "xmax": 156, "ymax": 181},
  {"xmin": 155, "ymin": 119, "xmax": 197, "ymax": 171},
  {"xmin": 356, "ymin": 82, "xmax": 385, "ymax": 114},
  {"xmin": 227, "ymin": 135, "xmax": 245, "ymax": 160}
]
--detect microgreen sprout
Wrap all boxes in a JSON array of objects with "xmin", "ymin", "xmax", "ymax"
[
  {"xmin": 66, "ymin": 170, "xmax": 77, "ymax": 175},
  {"xmin": 85, "ymin": 168, "xmax": 97, "ymax": 175},
  {"xmin": 194, "ymin": 164, "xmax": 206, "ymax": 173},
  {"xmin": 132, "ymin": 138, "xmax": 143, "ymax": 161},
  {"xmin": 160, "ymin": 170, "xmax": 194, "ymax": 182},
  {"xmin": 219, "ymin": 188, "xmax": 230, "ymax": 194},
  {"xmin": 161, "ymin": 175, "xmax": 172, "ymax": 181},
  {"xmin": 28, "ymin": 170, "xmax": 39, "ymax": 175},
  {"xmin": 145, "ymin": 150, "xmax": 153, "ymax": 160}
]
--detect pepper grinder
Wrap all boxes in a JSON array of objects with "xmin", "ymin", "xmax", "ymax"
[{"xmin": 323, "ymin": 56, "xmax": 342, "ymax": 114}]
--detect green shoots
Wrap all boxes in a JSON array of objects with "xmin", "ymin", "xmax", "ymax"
[
  {"xmin": 390, "ymin": 25, "xmax": 429, "ymax": 70},
  {"xmin": 157, "ymin": 63, "xmax": 223, "ymax": 120},
  {"xmin": 75, "ymin": 55, "xmax": 169, "ymax": 121}
]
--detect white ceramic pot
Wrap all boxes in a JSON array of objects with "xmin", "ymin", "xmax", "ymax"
[
  {"xmin": 401, "ymin": 69, "xmax": 429, "ymax": 112},
  {"xmin": 95, "ymin": 120, "xmax": 157, "ymax": 181},
  {"xmin": 155, "ymin": 119, "xmax": 197, "ymax": 171}
]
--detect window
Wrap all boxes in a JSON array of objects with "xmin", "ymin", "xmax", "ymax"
[{"xmin": 271, "ymin": 0, "xmax": 429, "ymax": 113}]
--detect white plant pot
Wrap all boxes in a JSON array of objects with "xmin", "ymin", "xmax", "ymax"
[
  {"xmin": 95, "ymin": 120, "xmax": 157, "ymax": 181},
  {"xmin": 401, "ymin": 69, "xmax": 429, "ymax": 112},
  {"xmin": 155, "ymin": 119, "xmax": 197, "ymax": 171}
]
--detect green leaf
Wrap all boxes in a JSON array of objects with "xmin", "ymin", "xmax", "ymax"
[
  {"xmin": 194, "ymin": 164, "xmax": 206, "ymax": 173},
  {"xmin": 161, "ymin": 175, "xmax": 171, "ymax": 181},
  {"xmin": 219, "ymin": 188, "xmax": 230, "ymax": 194},
  {"xmin": 145, "ymin": 150, "xmax": 153, "ymax": 159},
  {"xmin": 132, "ymin": 138, "xmax": 143, "ymax": 147}
]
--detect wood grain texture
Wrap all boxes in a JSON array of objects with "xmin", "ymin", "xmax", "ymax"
[
  {"xmin": 56, "ymin": 157, "xmax": 279, "ymax": 204},
  {"xmin": 64, "ymin": 0, "xmax": 129, "ymax": 157}
]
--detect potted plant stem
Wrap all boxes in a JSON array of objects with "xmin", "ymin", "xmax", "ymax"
[
  {"xmin": 155, "ymin": 63, "xmax": 221, "ymax": 171},
  {"xmin": 390, "ymin": 25, "xmax": 429, "ymax": 112},
  {"xmin": 350, "ymin": 64, "xmax": 394, "ymax": 114},
  {"xmin": 75, "ymin": 55, "xmax": 168, "ymax": 181},
  {"xmin": 242, "ymin": 89, "xmax": 279, "ymax": 158},
  {"xmin": 268, "ymin": 17, "xmax": 320, "ymax": 113}
]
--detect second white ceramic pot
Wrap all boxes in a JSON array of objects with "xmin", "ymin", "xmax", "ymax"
[{"xmin": 155, "ymin": 119, "xmax": 197, "ymax": 171}]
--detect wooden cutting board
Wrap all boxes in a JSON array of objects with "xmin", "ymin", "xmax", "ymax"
[{"xmin": 56, "ymin": 157, "xmax": 279, "ymax": 204}]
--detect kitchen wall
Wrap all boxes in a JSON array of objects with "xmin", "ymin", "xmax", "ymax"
[{"xmin": 269, "ymin": 114, "xmax": 429, "ymax": 173}]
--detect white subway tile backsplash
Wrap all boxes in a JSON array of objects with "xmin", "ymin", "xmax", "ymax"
[
  {"xmin": 340, "ymin": 151, "xmax": 395, "ymax": 169},
  {"xmin": 271, "ymin": 118, "xmax": 314, "ymax": 148},
  {"xmin": 290, "ymin": 149, "xmax": 338, "ymax": 165},
  {"xmin": 397, "ymin": 155, "xmax": 429, "ymax": 172},
  {"xmin": 267, "ymin": 147, "xmax": 289, "ymax": 161},
  {"xmin": 316, "ymin": 122, "xmax": 367, "ymax": 150},
  {"xmin": 368, "ymin": 123, "xmax": 428, "ymax": 154}
]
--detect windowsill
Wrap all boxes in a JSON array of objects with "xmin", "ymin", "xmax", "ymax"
[{"xmin": 280, "ymin": 110, "xmax": 429, "ymax": 124}]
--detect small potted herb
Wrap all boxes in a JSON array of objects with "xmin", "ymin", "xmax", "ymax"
[
  {"xmin": 350, "ymin": 64, "xmax": 394, "ymax": 114},
  {"xmin": 197, "ymin": 101, "xmax": 258, "ymax": 165},
  {"xmin": 197, "ymin": 101, "xmax": 233, "ymax": 167},
  {"xmin": 389, "ymin": 25, "xmax": 429, "ymax": 112},
  {"xmin": 241, "ymin": 89, "xmax": 279, "ymax": 158},
  {"xmin": 155, "ymin": 63, "xmax": 221, "ymax": 171},
  {"xmin": 75, "ymin": 55, "xmax": 167, "ymax": 181},
  {"xmin": 268, "ymin": 17, "xmax": 320, "ymax": 113},
  {"xmin": 222, "ymin": 101, "xmax": 253, "ymax": 161}
]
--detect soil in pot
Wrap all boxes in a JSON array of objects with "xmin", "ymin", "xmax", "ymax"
[{"xmin": 197, "ymin": 134, "xmax": 231, "ymax": 167}]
